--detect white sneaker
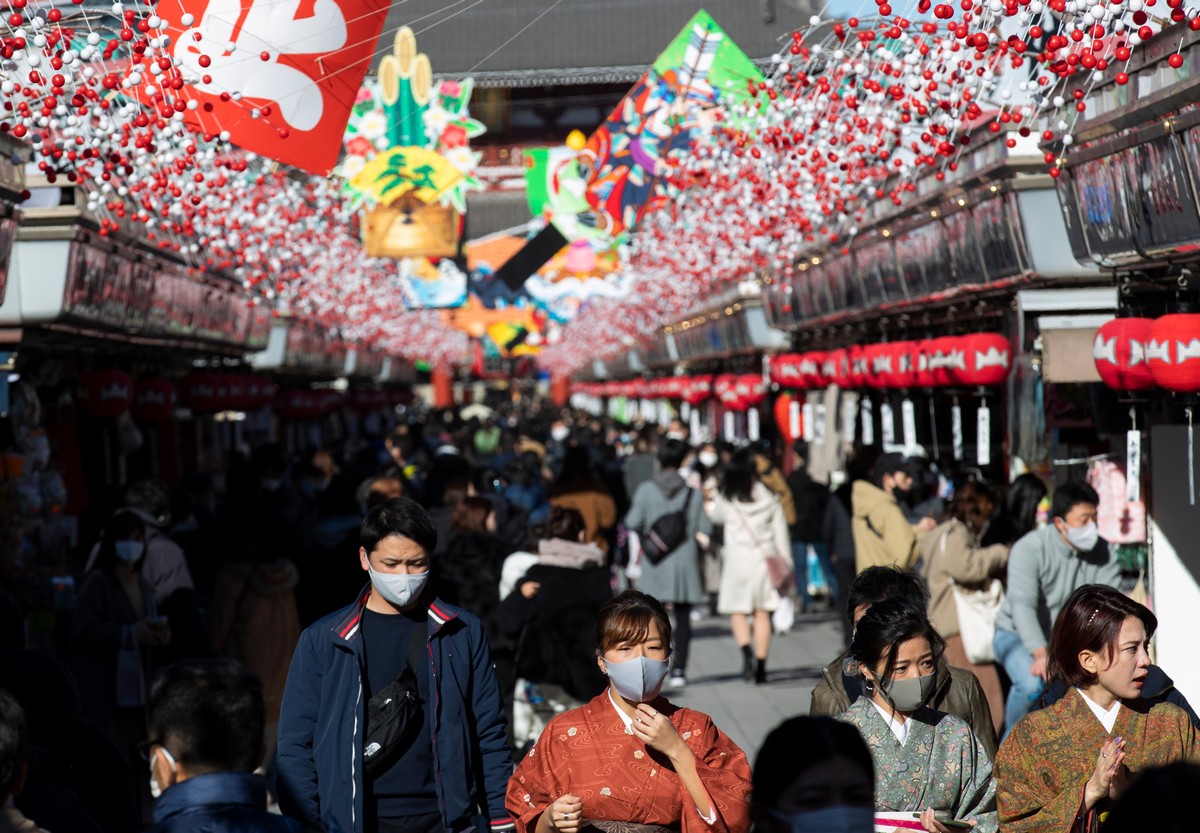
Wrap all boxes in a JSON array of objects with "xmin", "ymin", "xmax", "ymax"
[
  {"xmin": 689, "ymin": 608, "xmax": 702, "ymax": 622},
  {"xmin": 668, "ymin": 671, "xmax": 687, "ymax": 689}
]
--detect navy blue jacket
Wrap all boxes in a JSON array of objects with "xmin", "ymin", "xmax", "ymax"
[
  {"xmin": 150, "ymin": 771, "xmax": 300, "ymax": 833},
  {"xmin": 276, "ymin": 590, "xmax": 515, "ymax": 833}
]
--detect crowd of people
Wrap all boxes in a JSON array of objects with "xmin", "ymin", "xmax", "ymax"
[{"xmin": 0, "ymin": 401, "xmax": 1198, "ymax": 833}]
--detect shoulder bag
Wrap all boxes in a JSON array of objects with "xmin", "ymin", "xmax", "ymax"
[
  {"xmin": 935, "ymin": 522, "xmax": 1004, "ymax": 664},
  {"xmin": 640, "ymin": 486, "xmax": 694, "ymax": 566},
  {"xmin": 362, "ymin": 620, "xmax": 427, "ymax": 776},
  {"xmin": 730, "ymin": 502, "xmax": 793, "ymax": 590}
]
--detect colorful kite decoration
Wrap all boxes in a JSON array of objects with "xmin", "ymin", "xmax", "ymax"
[{"xmin": 143, "ymin": 0, "xmax": 391, "ymax": 173}]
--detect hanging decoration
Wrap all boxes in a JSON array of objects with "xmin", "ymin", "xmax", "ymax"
[{"xmin": 1093, "ymin": 317, "xmax": 1157, "ymax": 391}]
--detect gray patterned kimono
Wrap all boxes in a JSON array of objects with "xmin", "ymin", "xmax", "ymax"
[{"xmin": 838, "ymin": 698, "xmax": 998, "ymax": 832}]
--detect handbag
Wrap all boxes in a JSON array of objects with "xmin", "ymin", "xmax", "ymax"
[
  {"xmin": 640, "ymin": 486, "xmax": 694, "ymax": 566},
  {"xmin": 362, "ymin": 621, "xmax": 426, "ymax": 776},
  {"xmin": 936, "ymin": 523, "xmax": 1004, "ymax": 664},
  {"xmin": 115, "ymin": 625, "xmax": 145, "ymax": 708},
  {"xmin": 731, "ymin": 502, "xmax": 794, "ymax": 591}
]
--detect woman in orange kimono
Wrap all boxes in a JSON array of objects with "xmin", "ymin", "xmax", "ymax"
[
  {"xmin": 506, "ymin": 590, "xmax": 752, "ymax": 833},
  {"xmin": 996, "ymin": 585, "xmax": 1200, "ymax": 833}
]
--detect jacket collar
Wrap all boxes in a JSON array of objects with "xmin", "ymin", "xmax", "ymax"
[
  {"xmin": 333, "ymin": 585, "xmax": 460, "ymax": 644},
  {"xmin": 153, "ymin": 772, "xmax": 265, "ymax": 824}
]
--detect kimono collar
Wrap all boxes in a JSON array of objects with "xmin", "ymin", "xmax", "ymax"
[{"xmin": 1076, "ymin": 687, "xmax": 1122, "ymax": 733}]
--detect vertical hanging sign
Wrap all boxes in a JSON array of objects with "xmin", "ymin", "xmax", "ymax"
[
  {"xmin": 1126, "ymin": 429, "xmax": 1141, "ymax": 502},
  {"xmin": 789, "ymin": 400, "xmax": 802, "ymax": 440},
  {"xmin": 977, "ymin": 402, "xmax": 991, "ymax": 467},
  {"xmin": 842, "ymin": 398, "xmax": 857, "ymax": 444},
  {"xmin": 802, "ymin": 401, "xmax": 816, "ymax": 442},
  {"xmin": 951, "ymin": 402, "xmax": 964, "ymax": 461},
  {"xmin": 880, "ymin": 401, "xmax": 896, "ymax": 447},
  {"xmin": 748, "ymin": 408, "xmax": 761, "ymax": 442},
  {"xmin": 901, "ymin": 398, "xmax": 917, "ymax": 451},
  {"xmin": 723, "ymin": 411, "xmax": 736, "ymax": 442},
  {"xmin": 861, "ymin": 398, "xmax": 875, "ymax": 446},
  {"xmin": 814, "ymin": 403, "xmax": 827, "ymax": 445}
]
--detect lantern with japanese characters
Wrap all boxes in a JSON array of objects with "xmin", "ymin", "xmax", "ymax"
[
  {"xmin": 1092, "ymin": 318, "xmax": 1156, "ymax": 391},
  {"xmin": 734, "ymin": 374, "xmax": 767, "ymax": 411},
  {"xmin": 770, "ymin": 353, "xmax": 805, "ymax": 389},
  {"xmin": 951, "ymin": 333, "xmax": 1012, "ymax": 387},
  {"xmin": 1148, "ymin": 314, "xmax": 1200, "ymax": 392},
  {"xmin": 713, "ymin": 374, "xmax": 740, "ymax": 409},
  {"xmin": 80, "ymin": 370, "xmax": 134, "ymax": 418},
  {"xmin": 681, "ymin": 375, "xmax": 713, "ymax": 406},
  {"xmin": 798, "ymin": 352, "xmax": 826, "ymax": 389},
  {"xmin": 132, "ymin": 378, "xmax": 175, "ymax": 422}
]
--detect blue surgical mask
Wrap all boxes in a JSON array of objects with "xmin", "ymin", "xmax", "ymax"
[
  {"xmin": 768, "ymin": 806, "xmax": 874, "ymax": 833},
  {"xmin": 114, "ymin": 540, "xmax": 144, "ymax": 564},
  {"xmin": 368, "ymin": 568, "xmax": 428, "ymax": 608},
  {"xmin": 603, "ymin": 655, "xmax": 670, "ymax": 703}
]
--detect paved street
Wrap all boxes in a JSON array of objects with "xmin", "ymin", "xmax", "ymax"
[{"xmin": 666, "ymin": 608, "xmax": 847, "ymax": 761}]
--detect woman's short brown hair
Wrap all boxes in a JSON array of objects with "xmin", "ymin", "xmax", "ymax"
[
  {"xmin": 451, "ymin": 496, "xmax": 493, "ymax": 534},
  {"xmin": 946, "ymin": 479, "xmax": 997, "ymax": 536},
  {"xmin": 595, "ymin": 590, "xmax": 673, "ymax": 657},
  {"xmin": 1049, "ymin": 585, "xmax": 1157, "ymax": 688}
]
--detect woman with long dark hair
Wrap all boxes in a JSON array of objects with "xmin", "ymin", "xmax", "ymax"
[
  {"xmin": 840, "ymin": 598, "xmax": 997, "ymax": 832},
  {"xmin": 709, "ymin": 448, "xmax": 791, "ymax": 684},
  {"xmin": 995, "ymin": 585, "xmax": 1198, "ymax": 832},
  {"xmin": 506, "ymin": 590, "xmax": 752, "ymax": 833},
  {"xmin": 549, "ymin": 446, "xmax": 617, "ymax": 557},
  {"xmin": 981, "ymin": 473, "xmax": 1048, "ymax": 548}
]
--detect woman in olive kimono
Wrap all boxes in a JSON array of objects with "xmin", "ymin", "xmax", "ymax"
[
  {"xmin": 996, "ymin": 585, "xmax": 1199, "ymax": 833},
  {"xmin": 838, "ymin": 598, "xmax": 997, "ymax": 833}
]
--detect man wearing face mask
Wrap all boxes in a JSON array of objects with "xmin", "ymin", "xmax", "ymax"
[
  {"xmin": 276, "ymin": 498, "xmax": 515, "ymax": 833},
  {"xmin": 851, "ymin": 454, "xmax": 937, "ymax": 575},
  {"xmin": 144, "ymin": 659, "xmax": 300, "ymax": 833},
  {"xmin": 992, "ymin": 480, "xmax": 1121, "ymax": 741}
]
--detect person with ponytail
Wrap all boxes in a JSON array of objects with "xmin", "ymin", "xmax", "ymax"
[
  {"xmin": 840, "ymin": 598, "xmax": 997, "ymax": 832},
  {"xmin": 995, "ymin": 585, "xmax": 1199, "ymax": 833}
]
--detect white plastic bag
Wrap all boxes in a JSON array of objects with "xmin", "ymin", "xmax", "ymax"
[{"xmin": 772, "ymin": 595, "xmax": 795, "ymax": 634}]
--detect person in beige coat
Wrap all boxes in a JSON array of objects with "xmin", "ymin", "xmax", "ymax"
[
  {"xmin": 710, "ymin": 449, "xmax": 792, "ymax": 685},
  {"xmin": 920, "ymin": 480, "xmax": 1010, "ymax": 736},
  {"xmin": 852, "ymin": 453, "xmax": 936, "ymax": 574}
]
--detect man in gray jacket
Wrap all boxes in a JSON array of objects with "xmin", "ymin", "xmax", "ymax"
[{"xmin": 992, "ymin": 480, "xmax": 1121, "ymax": 740}]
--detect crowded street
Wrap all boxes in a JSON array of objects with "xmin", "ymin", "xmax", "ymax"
[{"xmin": 2, "ymin": 0, "xmax": 1200, "ymax": 831}]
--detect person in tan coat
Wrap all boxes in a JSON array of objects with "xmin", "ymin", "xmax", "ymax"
[
  {"xmin": 754, "ymin": 444, "xmax": 797, "ymax": 527},
  {"xmin": 851, "ymin": 453, "xmax": 936, "ymax": 574},
  {"xmin": 920, "ymin": 480, "xmax": 1010, "ymax": 737},
  {"xmin": 809, "ymin": 566, "xmax": 998, "ymax": 760},
  {"xmin": 548, "ymin": 445, "xmax": 617, "ymax": 556}
]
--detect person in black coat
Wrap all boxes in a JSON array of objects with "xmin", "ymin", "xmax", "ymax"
[
  {"xmin": 786, "ymin": 442, "xmax": 833, "ymax": 614},
  {"xmin": 495, "ymin": 506, "xmax": 611, "ymax": 751}
]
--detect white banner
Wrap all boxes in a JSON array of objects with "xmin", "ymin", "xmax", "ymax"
[{"xmin": 977, "ymin": 403, "xmax": 991, "ymax": 467}]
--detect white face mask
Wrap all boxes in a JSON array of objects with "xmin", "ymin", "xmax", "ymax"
[
  {"xmin": 114, "ymin": 540, "xmax": 144, "ymax": 564},
  {"xmin": 550, "ymin": 426, "xmax": 570, "ymax": 443},
  {"xmin": 149, "ymin": 746, "xmax": 176, "ymax": 800},
  {"xmin": 369, "ymin": 568, "xmax": 429, "ymax": 608},
  {"xmin": 698, "ymin": 451, "xmax": 719, "ymax": 468},
  {"xmin": 603, "ymin": 655, "xmax": 671, "ymax": 703},
  {"xmin": 1062, "ymin": 520, "xmax": 1100, "ymax": 552},
  {"xmin": 768, "ymin": 806, "xmax": 874, "ymax": 833}
]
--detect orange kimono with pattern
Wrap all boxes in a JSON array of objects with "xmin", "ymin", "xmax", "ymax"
[
  {"xmin": 506, "ymin": 693, "xmax": 752, "ymax": 833},
  {"xmin": 996, "ymin": 689, "xmax": 1200, "ymax": 833}
]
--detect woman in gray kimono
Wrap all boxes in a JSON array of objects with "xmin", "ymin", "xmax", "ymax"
[{"xmin": 839, "ymin": 598, "xmax": 997, "ymax": 833}]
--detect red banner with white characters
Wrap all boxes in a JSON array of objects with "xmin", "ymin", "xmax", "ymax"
[{"xmin": 146, "ymin": 0, "xmax": 389, "ymax": 173}]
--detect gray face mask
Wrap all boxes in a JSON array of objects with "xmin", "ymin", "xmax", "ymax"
[{"xmin": 878, "ymin": 672, "xmax": 936, "ymax": 713}]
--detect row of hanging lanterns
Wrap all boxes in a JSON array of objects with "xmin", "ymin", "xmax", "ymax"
[
  {"xmin": 1093, "ymin": 315, "xmax": 1200, "ymax": 393},
  {"xmin": 770, "ymin": 333, "xmax": 1012, "ymax": 391}
]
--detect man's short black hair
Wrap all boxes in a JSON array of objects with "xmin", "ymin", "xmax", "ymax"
[
  {"xmin": 0, "ymin": 689, "xmax": 25, "ymax": 796},
  {"xmin": 147, "ymin": 659, "xmax": 264, "ymax": 775},
  {"xmin": 872, "ymin": 453, "xmax": 916, "ymax": 488},
  {"xmin": 845, "ymin": 566, "xmax": 929, "ymax": 626},
  {"xmin": 1050, "ymin": 480, "xmax": 1100, "ymax": 521},
  {"xmin": 657, "ymin": 438, "xmax": 689, "ymax": 470},
  {"xmin": 361, "ymin": 497, "xmax": 438, "ymax": 555}
]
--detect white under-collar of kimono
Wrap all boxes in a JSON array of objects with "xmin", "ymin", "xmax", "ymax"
[
  {"xmin": 870, "ymin": 700, "xmax": 911, "ymax": 746},
  {"xmin": 608, "ymin": 689, "xmax": 635, "ymax": 732},
  {"xmin": 1076, "ymin": 687, "xmax": 1122, "ymax": 733}
]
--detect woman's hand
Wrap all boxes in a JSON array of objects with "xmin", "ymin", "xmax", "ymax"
[
  {"xmin": 917, "ymin": 808, "xmax": 974, "ymax": 833},
  {"xmin": 1084, "ymin": 736, "xmax": 1126, "ymax": 809},
  {"xmin": 136, "ymin": 616, "xmax": 170, "ymax": 648},
  {"xmin": 520, "ymin": 581, "xmax": 541, "ymax": 599},
  {"xmin": 544, "ymin": 794, "xmax": 583, "ymax": 833},
  {"xmin": 630, "ymin": 703, "xmax": 688, "ymax": 762}
]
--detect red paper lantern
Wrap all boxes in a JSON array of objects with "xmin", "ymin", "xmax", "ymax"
[
  {"xmin": 735, "ymin": 374, "xmax": 767, "ymax": 409},
  {"xmin": 713, "ymin": 374, "xmax": 740, "ymax": 408},
  {"xmin": 275, "ymin": 389, "xmax": 318, "ymax": 419},
  {"xmin": 79, "ymin": 369, "xmax": 134, "ymax": 418},
  {"xmin": 681, "ymin": 376, "xmax": 713, "ymax": 405},
  {"xmin": 132, "ymin": 378, "xmax": 175, "ymax": 422},
  {"xmin": 952, "ymin": 333, "xmax": 1012, "ymax": 387},
  {"xmin": 182, "ymin": 372, "xmax": 230, "ymax": 414},
  {"xmin": 925, "ymin": 337, "xmax": 964, "ymax": 387},
  {"xmin": 864, "ymin": 343, "xmax": 891, "ymax": 389},
  {"xmin": 1148, "ymin": 314, "xmax": 1200, "ymax": 392},
  {"xmin": 243, "ymin": 375, "xmax": 277, "ymax": 409},
  {"xmin": 913, "ymin": 340, "xmax": 938, "ymax": 388},
  {"xmin": 775, "ymin": 392, "xmax": 800, "ymax": 445},
  {"xmin": 770, "ymin": 353, "xmax": 805, "ymax": 388},
  {"xmin": 1092, "ymin": 318, "xmax": 1156, "ymax": 391},
  {"xmin": 798, "ymin": 352, "xmax": 827, "ymax": 388},
  {"xmin": 822, "ymin": 349, "xmax": 849, "ymax": 388},
  {"xmin": 847, "ymin": 345, "xmax": 869, "ymax": 389}
]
